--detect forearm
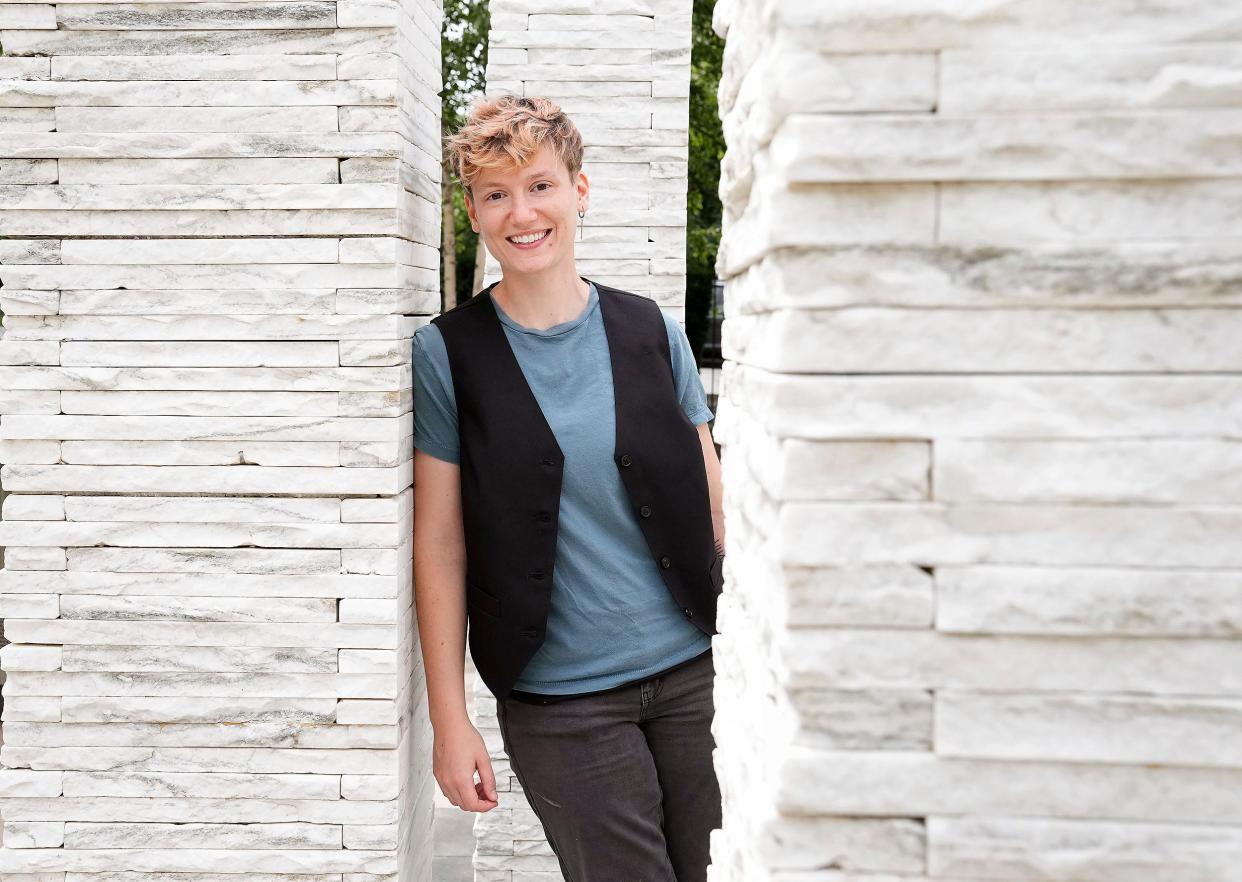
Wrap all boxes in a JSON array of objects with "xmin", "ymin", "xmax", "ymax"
[
  {"xmin": 697, "ymin": 422, "xmax": 725, "ymax": 554},
  {"xmin": 413, "ymin": 451, "xmax": 472, "ymax": 731},
  {"xmin": 414, "ymin": 545, "xmax": 471, "ymax": 730}
]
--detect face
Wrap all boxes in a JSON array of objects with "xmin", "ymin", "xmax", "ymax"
[{"xmin": 465, "ymin": 143, "xmax": 589, "ymax": 279}]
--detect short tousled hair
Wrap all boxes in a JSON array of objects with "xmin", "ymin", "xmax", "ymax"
[{"xmin": 446, "ymin": 94, "xmax": 584, "ymax": 195}]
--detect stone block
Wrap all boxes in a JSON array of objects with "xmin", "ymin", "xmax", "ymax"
[
  {"xmin": 936, "ymin": 691, "xmax": 1242, "ymax": 767},
  {"xmin": 1, "ymin": 289, "xmax": 60, "ymax": 315},
  {"xmin": 722, "ymin": 365, "xmax": 1242, "ymax": 440},
  {"xmin": 4, "ymin": 822, "xmax": 66, "ymax": 849},
  {"xmin": 784, "ymin": 629, "xmax": 1242, "ymax": 696},
  {"xmin": 342, "ymin": 824, "xmax": 398, "ymax": 849},
  {"xmin": 928, "ymin": 815, "xmax": 1242, "ymax": 881},
  {"xmin": 0, "ymin": 341, "xmax": 60, "ymax": 365},
  {"xmin": 2, "ymin": 495, "xmax": 65, "ymax": 520},
  {"xmin": 935, "ymin": 565, "xmax": 1242, "ymax": 637},
  {"xmin": 717, "ymin": 183, "xmax": 936, "ymax": 276},
  {"xmin": 2, "ymin": 547, "xmax": 67, "ymax": 570},
  {"xmin": 0, "ymin": 441, "xmax": 62, "ymax": 464},
  {"xmin": 0, "ymin": 771, "xmax": 63, "ymax": 798},
  {"xmin": 5, "ymin": 619, "xmax": 397, "ymax": 649},
  {"xmin": 765, "ymin": 111, "xmax": 1242, "ymax": 184},
  {"xmin": 337, "ymin": 700, "xmax": 399, "ymax": 725},
  {"xmin": 61, "ymin": 822, "xmax": 342, "ymax": 850},
  {"xmin": 935, "ymin": 439, "xmax": 1242, "ymax": 503},
  {"xmin": 758, "ymin": 1, "xmax": 1242, "ymax": 52},
  {"xmin": 758, "ymin": 817, "xmax": 924, "ymax": 872},
  {"xmin": 0, "ymin": 594, "xmax": 60, "ymax": 618},
  {"xmin": 725, "ymin": 307, "xmax": 1242, "ymax": 373},
  {"xmin": 62, "ymin": 771, "xmax": 340, "ymax": 800},
  {"xmin": 777, "ymin": 749, "xmax": 1242, "ymax": 823},
  {"xmin": 789, "ymin": 689, "xmax": 932, "ymax": 750},
  {"xmin": 724, "ymin": 409, "xmax": 931, "ymax": 501},
  {"xmin": 342, "ymin": 775, "xmax": 399, "ymax": 801},
  {"xmin": 940, "ymin": 179, "xmax": 1242, "ymax": 245},
  {"xmin": 1, "ymin": 645, "xmax": 63, "ymax": 672},
  {"xmin": 941, "ymin": 44, "xmax": 1242, "ymax": 112},
  {"xmin": 339, "ymin": 650, "xmax": 398, "ymax": 673},
  {"xmin": 3, "ymin": 697, "xmax": 62, "ymax": 723}
]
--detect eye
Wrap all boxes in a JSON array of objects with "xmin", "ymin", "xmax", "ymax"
[
  {"xmin": 485, "ymin": 192, "xmax": 504, "ymax": 201},
  {"xmin": 532, "ymin": 182, "xmax": 552, "ymax": 192}
]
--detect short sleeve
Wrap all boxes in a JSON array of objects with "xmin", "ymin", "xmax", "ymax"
[
  {"xmin": 662, "ymin": 312, "xmax": 714, "ymax": 426},
  {"xmin": 411, "ymin": 323, "xmax": 461, "ymax": 464}
]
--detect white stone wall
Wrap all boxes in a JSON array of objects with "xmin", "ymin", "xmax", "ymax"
[
  {"xmin": 710, "ymin": 1, "xmax": 1242, "ymax": 880},
  {"xmin": 0, "ymin": 0, "xmax": 442, "ymax": 878},
  {"xmin": 473, "ymin": 2, "xmax": 693, "ymax": 879}
]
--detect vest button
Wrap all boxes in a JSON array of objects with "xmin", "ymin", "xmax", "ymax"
[
  {"xmin": 619, "ymin": 454, "xmax": 633, "ymax": 467},
  {"xmin": 535, "ymin": 511, "xmax": 551, "ymax": 523},
  {"xmin": 640, "ymin": 505, "xmax": 652, "ymax": 518},
  {"xmin": 683, "ymin": 608, "xmax": 694, "ymax": 618},
  {"xmin": 659, "ymin": 556, "xmax": 671, "ymax": 569},
  {"xmin": 529, "ymin": 569, "xmax": 545, "ymax": 581},
  {"xmin": 521, "ymin": 627, "xmax": 540, "ymax": 639},
  {"xmin": 540, "ymin": 458, "xmax": 557, "ymax": 467}
]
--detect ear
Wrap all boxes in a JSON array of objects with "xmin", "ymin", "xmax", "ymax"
[
  {"xmin": 464, "ymin": 190, "xmax": 479, "ymax": 232},
  {"xmin": 575, "ymin": 169, "xmax": 590, "ymax": 213}
]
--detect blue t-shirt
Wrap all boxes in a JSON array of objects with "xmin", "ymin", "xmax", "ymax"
[{"xmin": 412, "ymin": 282, "xmax": 714, "ymax": 694}]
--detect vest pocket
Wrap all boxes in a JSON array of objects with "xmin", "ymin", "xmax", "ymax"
[
  {"xmin": 708, "ymin": 553, "xmax": 724, "ymax": 594},
  {"xmin": 466, "ymin": 581, "xmax": 502, "ymax": 618}
]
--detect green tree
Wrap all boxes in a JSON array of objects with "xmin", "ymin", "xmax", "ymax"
[
  {"xmin": 441, "ymin": 0, "xmax": 490, "ymax": 309},
  {"xmin": 686, "ymin": 0, "xmax": 725, "ymax": 366}
]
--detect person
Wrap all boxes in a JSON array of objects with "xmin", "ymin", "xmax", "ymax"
[{"xmin": 412, "ymin": 94, "xmax": 725, "ymax": 882}]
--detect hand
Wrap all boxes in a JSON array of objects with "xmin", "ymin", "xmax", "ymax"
[{"xmin": 433, "ymin": 717, "xmax": 499, "ymax": 812}]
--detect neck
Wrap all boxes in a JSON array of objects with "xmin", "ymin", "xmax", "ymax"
[{"xmin": 491, "ymin": 263, "xmax": 590, "ymax": 331}]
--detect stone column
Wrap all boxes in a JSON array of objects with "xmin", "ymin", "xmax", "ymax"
[
  {"xmin": 472, "ymin": 2, "xmax": 693, "ymax": 879},
  {"xmin": 709, "ymin": 1, "xmax": 1242, "ymax": 880},
  {"xmin": 0, "ymin": 0, "xmax": 442, "ymax": 878}
]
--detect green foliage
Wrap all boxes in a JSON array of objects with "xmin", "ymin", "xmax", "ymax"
[
  {"xmin": 686, "ymin": 0, "xmax": 725, "ymax": 366},
  {"xmin": 441, "ymin": 0, "xmax": 491, "ymax": 304},
  {"xmin": 441, "ymin": 0, "xmax": 490, "ymax": 136}
]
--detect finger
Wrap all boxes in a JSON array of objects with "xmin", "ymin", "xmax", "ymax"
[
  {"xmin": 477, "ymin": 756, "xmax": 498, "ymax": 802},
  {"xmin": 474, "ymin": 781, "xmax": 498, "ymax": 811},
  {"xmin": 454, "ymin": 777, "xmax": 482, "ymax": 812},
  {"xmin": 459, "ymin": 783, "xmax": 495, "ymax": 813}
]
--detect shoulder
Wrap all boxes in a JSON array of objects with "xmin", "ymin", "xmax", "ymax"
[
  {"xmin": 592, "ymin": 280, "xmax": 660, "ymax": 314},
  {"xmin": 412, "ymin": 320, "xmax": 446, "ymax": 354},
  {"xmin": 658, "ymin": 308, "xmax": 684, "ymax": 340},
  {"xmin": 430, "ymin": 290, "xmax": 491, "ymax": 333},
  {"xmin": 591, "ymin": 280, "xmax": 666, "ymax": 338},
  {"xmin": 411, "ymin": 322, "xmax": 449, "ymax": 378}
]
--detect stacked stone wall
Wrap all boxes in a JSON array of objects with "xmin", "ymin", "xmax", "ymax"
[
  {"xmin": 710, "ymin": 1, "xmax": 1242, "ymax": 880},
  {"xmin": 0, "ymin": 0, "xmax": 442, "ymax": 878}
]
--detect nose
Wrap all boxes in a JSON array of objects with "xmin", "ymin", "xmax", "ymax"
[{"xmin": 508, "ymin": 192, "xmax": 539, "ymax": 225}]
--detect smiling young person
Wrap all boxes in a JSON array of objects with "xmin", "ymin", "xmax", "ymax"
[{"xmin": 412, "ymin": 94, "xmax": 725, "ymax": 881}]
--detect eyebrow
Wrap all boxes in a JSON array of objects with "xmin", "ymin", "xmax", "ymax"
[{"xmin": 476, "ymin": 168, "xmax": 557, "ymax": 190}]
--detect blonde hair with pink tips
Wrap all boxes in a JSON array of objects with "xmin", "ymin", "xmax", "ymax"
[{"xmin": 446, "ymin": 94, "xmax": 585, "ymax": 195}]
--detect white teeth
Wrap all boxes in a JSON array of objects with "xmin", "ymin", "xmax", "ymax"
[{"xmin": 508, "ymin": 230, "xmax": 548, "ymax": 244}]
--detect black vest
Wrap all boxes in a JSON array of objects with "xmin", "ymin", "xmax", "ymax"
[{"xmin": 432, "ymin": 278, "xmax": 722, "ymax": 700}]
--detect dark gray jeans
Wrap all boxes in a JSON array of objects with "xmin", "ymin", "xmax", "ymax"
[{"xmin": 495, "ymin": 648, "xmax": 721, "ymax": 882}]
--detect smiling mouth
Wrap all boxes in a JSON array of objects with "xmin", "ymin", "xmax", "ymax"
[{"xmin": 507, "ymin": 229, "xmax": 551, "ymax": 246}]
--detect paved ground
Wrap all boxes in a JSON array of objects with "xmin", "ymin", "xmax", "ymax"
[{"xmin": 433, "ymin": 790, "xmax": 476, "ymax": 882}]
